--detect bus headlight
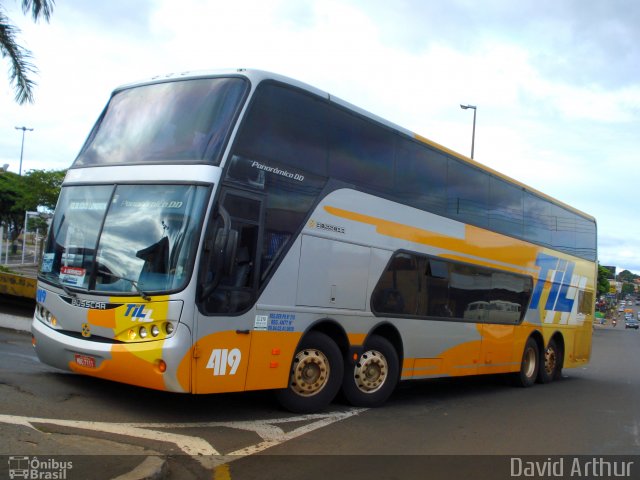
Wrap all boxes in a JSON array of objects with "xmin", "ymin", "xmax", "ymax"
[
  {"xmin": 165, "ymin": 322, "xmax": 174, "ymax": 335},
  {"xmin": 36, "ymin": 304, "xmax": 59, "ymax": 328},
  {"xmin": 151, "ymin": 325, "xmax": 160, "ymax": 337},
  {"xmin": 139, "ymin": 327, "xmax": 148, "ymax": 339}
]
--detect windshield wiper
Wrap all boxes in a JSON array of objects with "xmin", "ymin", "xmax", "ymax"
[
  {"xmin": 98, "ymin": 270, "xmax": 152, "ymax": 301},
  {"xmin": 59, "ymin": 281, "xmax": 78, "ymax": 298},
  {"xmin": 40, "ymin": 272, "xmax": 79, "ymax": 298}
]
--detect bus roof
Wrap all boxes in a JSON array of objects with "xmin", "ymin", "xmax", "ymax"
[{"xmin": 114, "ymin": 68, "xmax": 595, "ymax": 223}]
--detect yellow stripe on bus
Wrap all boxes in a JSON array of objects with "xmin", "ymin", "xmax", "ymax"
[{"xmin": 324, "ymin": 205, "xmax": 538, "ymax": 267}]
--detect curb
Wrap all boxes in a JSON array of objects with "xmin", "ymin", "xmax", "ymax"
[{"xmin": 0, "ymin": 313, "xmax": 31, "ymax": 332}]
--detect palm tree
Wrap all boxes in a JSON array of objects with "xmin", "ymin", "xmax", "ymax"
[{"xmin": 0, "ymin": 0, "xmax": 55, "ymax": 104}]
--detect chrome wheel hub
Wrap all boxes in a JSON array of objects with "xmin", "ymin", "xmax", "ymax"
[
  {"xmin": 354, "ymin": 349, "xmax": 388, "ymax": 393},
  {"xmin": 290, "ymin": 349, "xmax": 330, "ymax": 397}
]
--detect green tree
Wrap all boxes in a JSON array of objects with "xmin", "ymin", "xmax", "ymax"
[
  {"xmin": 0, "ymin": 0, "xmax": 55, "ymax": 104},
  {"xmin": 17, "ymin": 168, "xmax": 65, "ymax": 211},
  {"xmin": 597, "ymin": 265, "xmax": 612, "ymax": 297},
  {"xmin": 621, "ymin": 282, "xmax": 636, "ymax": 297},
  {"xmin": 618, "ymin": 269, "xmax": 638, "ymax": 284},
  {"xmin": 0, "ymin": 171, "xmax": 23, "ymax": 237},
  {"xmin": 0, "ymin": 168, "xmax": 65, "ymax": 239}
]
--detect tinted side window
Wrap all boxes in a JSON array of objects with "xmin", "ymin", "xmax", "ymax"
[
  {"xmin": 489, "ymin": 177, "xmax": 523, "ymax": 237},
  {"xmin": 372, "ymin": 251, "xmax": 532, "ymax": 324},
  {"xmin": 488, "ymin": 271, "xmax": 531, "ymax": 324},
  {"xmin": 424, "ymin": 258, "xmax": 451, "ymax": 317},
  {"xmin": 371, "ymin": 253, "xmax": 419, "ymax": 315},
  {"xmin": 575, "ymin": 216, "xmax": 597, "ymax": 261},
  {"xmin": 260, "ymin": 166, "xmax": 326, "ymax": 283},
  {"xmin": 224, "ymin": 155, "xmax": 327, "ymax": 286},
  {"xmin": 395, "ymin": 139, "xmax": 447, "ymax": 214},
  {"xmin": 450, "ymin": 263, "xmax": 492, "ymax": 319},
  {"xmin": 329, "ymin": 109, "xmax": 395, "ymax": 190},
  {"xmin": 447, "ymin": 158, "xmax": 489, "ymax": 227},
  {"xmin": 552, "ymin": 205, "xmax": 577, "ymax": 257},
  {"xmin": 524, "ymin": 192, "xmax": 552, "ymax": 247},
  {"xmin": 234, "ymin": 83, "xmax": 328, "ymax": 177}
]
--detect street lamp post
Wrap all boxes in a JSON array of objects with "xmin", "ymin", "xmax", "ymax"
[
  {"xmin": 459, "ymin": 104, "xmax": 476, "ymax": 159},
  {"xmin": 15, "ymin": 126, "xmax": 34, "ymax": 176}
]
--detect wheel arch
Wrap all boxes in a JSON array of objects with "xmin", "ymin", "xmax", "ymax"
[
  {"xmin": 528, "ymin": 329, "xmax": 545, "ymax": 355},
  {"xmin": 364, "ymin": 321, "xmax": 404, "ymax": 379},
  {"xmin": 548, "ymin": 330, "xmax": 565, "ymax": 365},
  {"xmin": 300, "ymin": 318, "xmax": 350, "ymax": 357}
]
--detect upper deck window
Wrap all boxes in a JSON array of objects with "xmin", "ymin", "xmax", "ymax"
[{"xmin": 74, "ymin": 77, "xmax": 248, "ymax": 167}]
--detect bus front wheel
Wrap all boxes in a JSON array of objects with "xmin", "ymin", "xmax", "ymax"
[
  {"xmin": 342, "ymin": 335, "xmax": 399, "ymax": 408},
  {"xmin": 512, "ymin": 337, "xmax": 539, "ymax": 388},
  {"xmin": 276, "ymin": 331, "xmax": 343, "ymax": 413}
]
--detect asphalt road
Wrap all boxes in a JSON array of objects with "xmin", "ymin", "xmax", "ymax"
[{"xmin": 1, "ymin": 299, "xmax": 639, "ymax": 480}]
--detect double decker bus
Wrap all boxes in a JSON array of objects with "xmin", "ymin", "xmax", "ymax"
[{"xmin": 32, "ymin": 69, "xmax": 597, "ymax": 412}]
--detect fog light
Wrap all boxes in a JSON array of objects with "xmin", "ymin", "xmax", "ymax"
[
  {"xmin": 151, "ymin": 325, "xmax": 160, "ymax": 337},
  {"xmin": 139, "ymin": 327, "xmax": 148, "ymax": 339}
]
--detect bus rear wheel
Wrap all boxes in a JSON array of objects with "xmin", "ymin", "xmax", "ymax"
[
  {"xmin": 342, "ymin": 335, "xmax": 399, "ymax": 408},
  {"xmin": 538, "ymin": 338, "xmax": 563, "ymax": 384},
  {"xmin": 512, "ymin": 337, "xmax": 539, "ymax": 388},
  {"xmin": 276, "ymin": 331, "xmax": 343, "ymax": 413}
]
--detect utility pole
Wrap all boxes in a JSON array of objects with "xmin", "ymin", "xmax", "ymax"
[{"xmin": 15, "ymin": 126, "xmax": 34, "ymax": 176}]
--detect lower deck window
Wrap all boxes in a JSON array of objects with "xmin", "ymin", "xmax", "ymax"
[{"xmin": 371, "ymin": 251, "xmax": 533, "ymax": 324}]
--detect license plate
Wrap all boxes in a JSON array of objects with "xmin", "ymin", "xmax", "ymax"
[{"xmin": 74, "ymin": 353, "xmax": 96, "ymax": 368}]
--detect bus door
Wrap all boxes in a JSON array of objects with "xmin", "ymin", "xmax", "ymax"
[{"xmin": 193, "ymin": 188, "xmax": 264, "ymax": 394}]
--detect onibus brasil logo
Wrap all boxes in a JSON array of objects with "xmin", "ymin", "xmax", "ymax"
[{"xmin": 7, "ymin": 456, "xmax": 72, "ymax": 479}]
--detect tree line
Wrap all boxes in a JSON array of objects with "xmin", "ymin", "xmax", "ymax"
[{"xmin": 0, "ymin": 169, "xmax": 65, "ymax": 241}]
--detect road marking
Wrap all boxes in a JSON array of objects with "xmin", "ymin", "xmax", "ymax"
[
  {"xmin": 0, "ymin": 414, "xmax": 219, "ymax": 456},
  {"xmin": 0, "ymin": 408, "xmax": 367, "ymax": 469}
]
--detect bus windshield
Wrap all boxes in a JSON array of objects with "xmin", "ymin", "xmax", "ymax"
[
  {"xmin": 73, "ymin": 77, "xmax": 247, "ymax": 167},
  {"xmin": 39, "ymin": 184, "xmax": 209, "ymax": 295}
]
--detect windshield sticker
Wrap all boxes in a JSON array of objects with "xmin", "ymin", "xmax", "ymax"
[
  {"xmin": 41, "ymin": 253, "xmax": 54, "ymax": 273},
  {"xmin": 61, "ymin": 252, "xmax": 84, "ymax": 267},
  {"xmin": 60, "ymin": 266, "xmax": 86, "ymax": 286},
  {"xmin": 119, "ymin": 199, "xmax": 184, "ymax": 209},
  {"xmin": 69, "ymin": 201, "xmax": 108, "ymax": 210}
]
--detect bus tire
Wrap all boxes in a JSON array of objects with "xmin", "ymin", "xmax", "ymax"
[
  {"xmin": 342, "ymin": 335, "xmax": 399, "ymax": 408},
  {"xmin": 276, "ymin": 331, "xmax": 343, "ymax": 413},
  {"xmin": 512, "ymin": 337, "xmax": 539, "ymax": 388},
  {"xmin": 538, "ymin": 338, "xmax": 563, "ymax": 384}
]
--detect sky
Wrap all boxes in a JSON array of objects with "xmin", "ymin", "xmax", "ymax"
[{"xmin": 1, "ymin": 0, "xmax": 639, "ymax": 274}]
